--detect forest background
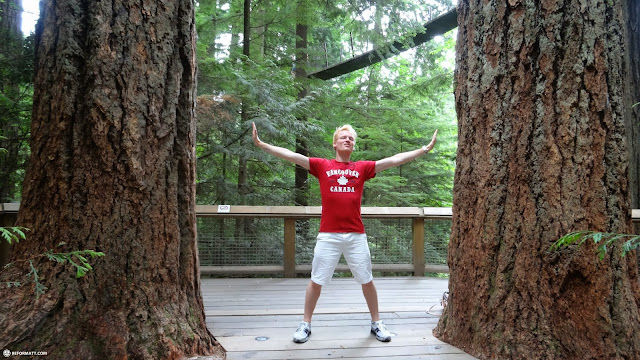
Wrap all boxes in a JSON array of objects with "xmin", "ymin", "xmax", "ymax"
[{"xmin": 2, "ymin": 0, "xmax": 457, "ymax": 208}]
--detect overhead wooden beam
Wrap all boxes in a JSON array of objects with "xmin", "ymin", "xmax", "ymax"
[{"xmin": 308, "ymin": 8, "xmax": 458, "ymax": 81}]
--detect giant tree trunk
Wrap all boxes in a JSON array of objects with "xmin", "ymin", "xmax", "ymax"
[
  {"xmin": 624, "ymin": 0, "xmax": 640, "ymax": 209},
  {"xmin": 0, "ymin": 0, "xmax": 223, "ymax": 358},
  {"xmin": 622, "ymin": 0, "xmax": 640, "ymax": 269},
  {"xmin": 435, "ymin": 1, "xmax": 640, "ymax": 359}
]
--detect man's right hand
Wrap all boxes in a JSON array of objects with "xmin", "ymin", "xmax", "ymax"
[{"xmin": 252, "ymin": 122, "xmax": 261, "ymax": 147}]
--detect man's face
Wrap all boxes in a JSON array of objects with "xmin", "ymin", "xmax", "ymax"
[{"xmin": 334, "ymin": 130, "xmax": 355, "ymax": 152}]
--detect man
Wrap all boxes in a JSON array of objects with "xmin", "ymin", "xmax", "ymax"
[{"xmin": 252, "ymin": 122, "xmax": 437, "ymax": 343}]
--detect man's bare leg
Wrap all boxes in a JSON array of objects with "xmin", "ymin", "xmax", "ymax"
[
  {"xmin": 294, "ymin": 280, "xmax": 322, "ymax": 343},
  {"xmin": 303, "ymin": 280, "xmax": 322, "ymax": 322},
  {"xmin": 362, "ymin": 280, "xmax": 392, "ymax": 341},
  {"xmin": 361, "ymin": 280, "xmax": 380, "ymax": 321}
]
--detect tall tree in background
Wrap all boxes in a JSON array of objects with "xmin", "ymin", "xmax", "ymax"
[
  {"xmin": 0, "ymin": 0, "xmax": 222, "ymax": 358},
  {"xmin": 237, "ymin": 0, "xmax": 251, "ymax": 206},
  {"xmin": 0, "ymin": 0, "xmax": 31, "ymax": 202},
  {"xmin": 235, "ymin": 0, "xmax": 253, "ymax": 238},
  {"xmin": 293, "ymin": 0, "xmax": 310, "ymax": 207},
  {"xmin": 435, "ymin": 1, "xmax": 640, "ymax": 358}
]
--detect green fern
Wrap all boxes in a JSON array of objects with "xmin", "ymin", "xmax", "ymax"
[
  {"xmin": 2, "ymin": 227, "xmax": 105, "ymax": 297},
  {"xmin": 26, "ymin": 260, "xmax": 47, "ymax": 298},
  {"xmin": 44, "ymin": 248, "xmax": 105, "ymax": 278},
  {"xmin": 0, "ymin": 226, "xmax": 28, "ymax": 244},
  {"xmin": 551, "ymin": 231, "xmax": 640, "ymax": 260}
]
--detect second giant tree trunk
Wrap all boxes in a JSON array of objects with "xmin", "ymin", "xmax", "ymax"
[
  {"xmin": 435, "ymin": 1, "xmax": 640, "ymax": 359},
  {"xmin": 622, "ymin": 0, "xmax": 640, "ymax": 269}
]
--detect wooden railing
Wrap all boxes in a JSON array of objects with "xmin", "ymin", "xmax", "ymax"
[
  {"xmin": 5, "ymin": 203, "xmax": 637, "ymax": 277},
  {"xmin": 0, "ymin": 203, "xmax": 452, "ymax": 276},
  {"xmin": 196, "ymin": 205, "xmax": 452, "ymax": 276}
]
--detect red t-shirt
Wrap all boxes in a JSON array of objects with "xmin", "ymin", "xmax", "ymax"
[{"xmin": 309, "ymin": 158, "xmax": 377, "ymax": 233}]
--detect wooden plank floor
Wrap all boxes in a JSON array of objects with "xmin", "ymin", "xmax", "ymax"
[{"xmin": 202, "ymin": 277, "xmax": 477, "ymax": 360}]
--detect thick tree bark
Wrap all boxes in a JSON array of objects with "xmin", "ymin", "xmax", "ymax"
[
  {"xmin": 622, "ymin": 0, "xmax": 640, "ymax": 269},
  {"xmin": 624, "ymin": 0, "xmax": 640, "ymax": 209},
  {"xmin": 0, "ymin": 0, "xmax": 223, "ymax": 358},
  {"xmin": 435, "ymin": 1, "xmax": 640, "ymax": 359}
]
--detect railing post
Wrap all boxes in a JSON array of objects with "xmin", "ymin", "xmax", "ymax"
[
  {"xmin": 412, "ymin": 217, "xmax": 425, "ymax": 276},
  {"xmin": 284, "ymin": 217, "xmax": 296, "ymax": 278}
]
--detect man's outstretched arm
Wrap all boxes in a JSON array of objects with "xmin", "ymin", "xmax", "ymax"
[
  {"xmin": 253, "ymin": 122, "xmax": 310, "ymax": 170},
  {"xmin": 375, "ymin": 129, "xmax": 437, "ymax": 173}
]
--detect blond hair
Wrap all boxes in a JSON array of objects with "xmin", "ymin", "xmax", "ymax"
[{"xmin": 333, "ymin": 124, "xmax": 357, "ymax": 144}]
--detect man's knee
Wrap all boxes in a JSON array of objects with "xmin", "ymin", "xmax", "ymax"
[
  {"xmin": 309, "ymin": 280, "xmax": 323, "ymax": 290},
  {"xmin": 361, "ymin": 280, "xmax": 375, "ymax": 288}
]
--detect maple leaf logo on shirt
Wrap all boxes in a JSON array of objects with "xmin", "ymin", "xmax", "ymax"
[{"xmin": 337, "ymin": 175, "xmax": 349, "ymax": 185}]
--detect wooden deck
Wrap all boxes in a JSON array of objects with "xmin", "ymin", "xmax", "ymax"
[{"xmin": 202, "ymin": 277, "xmax": 477, "ymax": 360}]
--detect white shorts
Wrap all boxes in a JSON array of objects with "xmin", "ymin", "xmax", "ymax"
[{"xmin": 310, "ymin": 232, "xmax": 373, "ymax": 286}]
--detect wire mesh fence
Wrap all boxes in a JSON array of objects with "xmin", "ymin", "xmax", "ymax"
[
  {"xmin": 197, "ymin": 218, "xmax": 284, "ymax": 266},
  {"xmin": 197, "ymin": 215, "xmax": 450, "ymax": 274},
  {"xmin": 424, "ymin": 218, "xmax": 451, "ymax": 266}
]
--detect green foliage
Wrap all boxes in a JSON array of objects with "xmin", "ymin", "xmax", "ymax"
[
  {"xmin": 195, "ymin": 57, "xmax": 322, "ymax": 205},
  {"xmin": 0, "ymin": 225, "xmax": 27, "ymax": 244},
  {"xmin": 44, "ymin": 244, "xmax": 105, "ymax": 278},
  {"xmin": 194, "ymin": 0, "xmax": 458, "ymax": 208},
  {"xmin": 310, "ymin": 32, "xmax": 457, "ymax": 207},
  {"xmin": 0, "ymin": 27, "xmax": 35, "ymax": 202},
  {"xmin": 2, "ymin": 229, "xmax": 105, "ymax": 298},
  {"xmin": 26, "ymin": 259, "xmax": 47, "ymax": 297},
  {"xmin": 551, "ymin": 231, "xmax": 640, "ymax": 260}
]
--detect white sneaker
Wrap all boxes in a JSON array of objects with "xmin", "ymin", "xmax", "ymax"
[
  {"xmin": 293, "ymin": 321, "xmax": 311, "ymax": 343},
  {"xmin": 371, "ymin": 320, "xmax": 391, "ymax": 342}
]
